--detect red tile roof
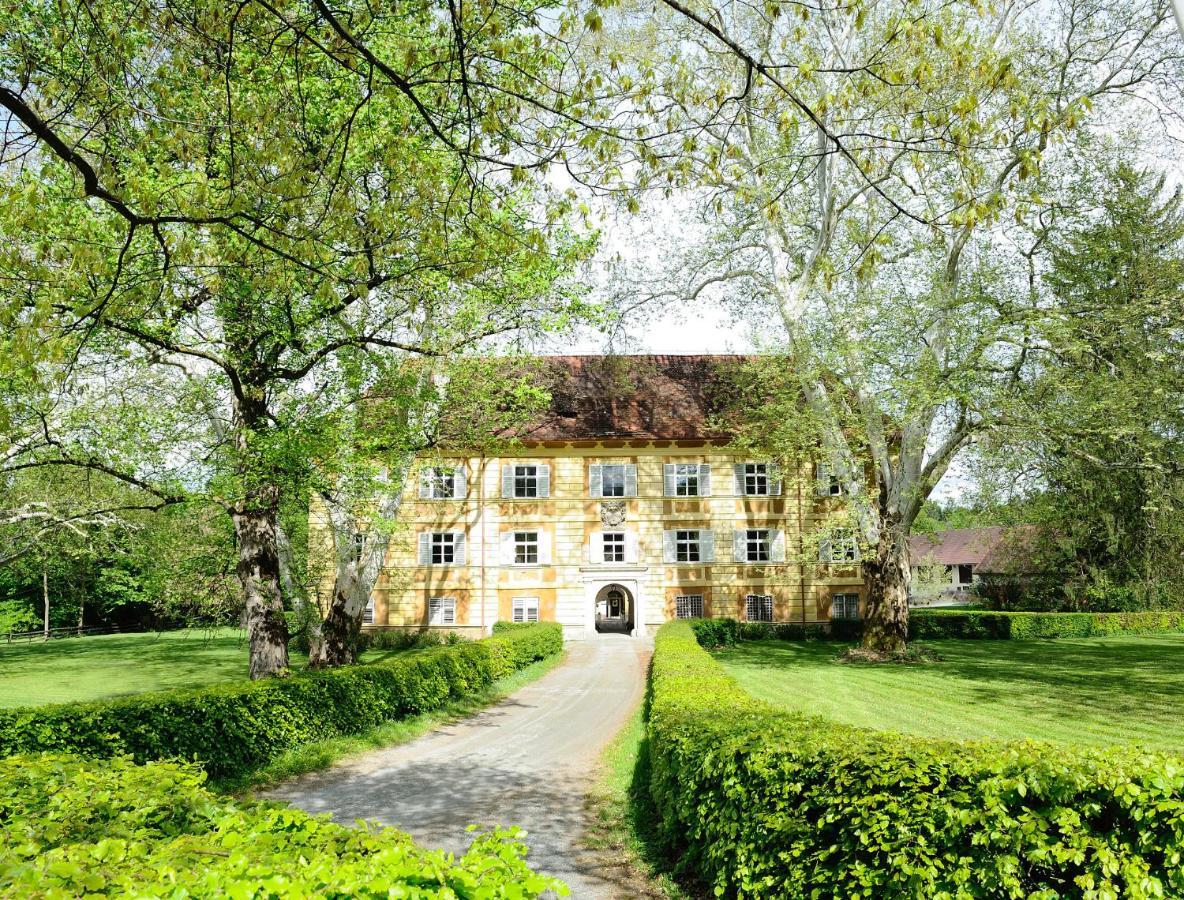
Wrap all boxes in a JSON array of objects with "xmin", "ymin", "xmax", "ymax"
[
  {"xmin": 909, "ymin": 526, "xmax": 1037, "ymax": 574},
  {"xmin": 511, "ymin": 354, "xmax": 747, "ymax": 442}
]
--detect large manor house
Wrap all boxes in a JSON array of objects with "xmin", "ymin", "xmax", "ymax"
[{"xmin": 341, "ymin": 355, "xmax": 864, "ymax": 639}]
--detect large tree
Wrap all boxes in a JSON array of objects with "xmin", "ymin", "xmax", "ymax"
[
  {"xmin": 0, "ymin": 0, "xmax": 595, "ymax": 676},
  {"xmin": 607, "ymin": 0, "xmax": 1182, "ymax": 651}
]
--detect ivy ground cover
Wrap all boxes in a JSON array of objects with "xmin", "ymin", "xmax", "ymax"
[{"xmin": 716, "ymin": 636, "xmax": 1184, "ymax": 752}]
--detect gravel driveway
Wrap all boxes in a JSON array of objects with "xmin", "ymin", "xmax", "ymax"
[{"xmin": 262, "ymin": 634, "xmax": 651, "ymax": 898}]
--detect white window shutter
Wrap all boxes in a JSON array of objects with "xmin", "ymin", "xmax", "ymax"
[
  {"xmin": 733, "ymin": 464, "xmax": 745, "ymax": 496},
  {"xmin": 452, "ymin": 532, "xmax": 466, "ymax": 566},
  {"xmin": 700, "ymin": 529, "xmax": 715, "ymax": 562},
  {"xmin": 453, "ymin": 465, "xmax": 468, "ymax": 500},
  {"xmin": 538, "ymin": 464, "xmax": 551, "ymax": 498},
  {"xmin": 663, "ymin": 464, "xmax": 677, "ymax": 497},
  {"xmin": 624, "ymin": 465, "xmax": 638, "ymax": 497},
  {"xmin": 771, "ymin": 530, "xmax": 786, "ymax": 562},
  {"xmin": 663, "ymin": 530, "xmax": 676, "ymax": 563},
  {"xmin": 589, "ymin": 531, "xmax": 603, "ymax": 564},
  {"xmin": 733, "ymin": 530, "xmax": 745, "ymax": 562},
  {"xmin": 700, "ymin": 464, "xmax": 712, "ymax": 497},
  {"xmin": 819, "ymin": 537, "xmax": 832, "ymax": 563},
  {"xmin": 589, "ymin": 465, "xmax": 602, "ymax": 498},
  {"xmin": 418, "ymin": 532, "xmax": 431, "ymax": 564},
  {"xmin": 502, "ymin": 464, "xmax": 514, "ymax": 498},
  {"xmin": 418, "ymin": 470, "xmax": 432, "ymax": 499},
  {"xmin": 626, "ymin": 532, "xmax": 640, "ymax": 564},
  {"xmin": 770, "ymin": 464, "xmax": 783, "ymax": 496},
  {"xmin": 815, "ymin": 463, "xmax": 832, "ymax": 496},
  {"xmin": 501, "ymin": 532, "xmax": 515, "ymax": 565},
  {"xmin": 538, "ymin": 530, "xmax": 552, "ymax": 565}
]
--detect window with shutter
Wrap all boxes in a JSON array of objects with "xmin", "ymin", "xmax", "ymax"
[
  {"xmin": 600, "ymin": 464, "xmax": 627, "ymax": 497},
  {"xmin": 425, "ymin": 532, "xmax": 457, "ymax": 565},
  {"xmin": 745, "ymin": 593, "xmax": 774, "ymax": 622},
  {"xmin": 428, "ymin": 597, "xmax": 456, "ymax": 625},
  {"xmin": 817, "ymin": 462, "xmax": 843, "ymax": 496},
  {"xmin": 665, "ymin": 463, "xmax": 703, "ymax": 496},
  {"xmin": 512, "ymin": 596, "xmax": 540, "ymax": 623},
  {"xmin": 675, "ymin": 530, "xmax": 701, "ymax": 563},
  {"xmin": 741, "ymin": 529, "xmax": 772, "ymax": 563},
  {"xmin": 675, "ymin": 594, "xmax": 704, "ymax": 619},
  {"xmin": 820, "ymin": 530, "xmax": 860, "ymax": 563},
  {"xmin": 512, "ymin": 464, "xmax": 540, "ymax": 498},
  {"xmin": 421, "ymin": 466, "xmax": 457, "ymax": 499},
  {"xmin": 831, "ymin": 593, "xmax": 860, "ymax": 619}
]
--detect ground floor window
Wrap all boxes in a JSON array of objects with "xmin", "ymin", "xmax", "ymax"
[
  {"xmin": 675, "ymin": 594, "xmax": 704, "ymax": 619},
  {"xmin": 428, "ymin": 596, "xmax": 456, "ymax": 625},
  {"xmin": 831, "ymin": 592, "xmax": 860, "ymax": 620},
  {"xmin": 362, "ymin": 597, "xmax": 375, "ymax": 625},
  {"xmin": 745, "ymin": 593, "xmax": 774, "ymax": 622},
  {"xmin": 512, "ymin": 596, "xmax": 539, "ymax": 623}
]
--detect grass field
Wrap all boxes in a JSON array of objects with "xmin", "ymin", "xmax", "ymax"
[
  {"xmin": 0, "ymin": 629, "xmax": 302, "ymax": 708},
  {"xmin": 715, "ymin": 636, "xmax": 1184, "ymax": 753}
]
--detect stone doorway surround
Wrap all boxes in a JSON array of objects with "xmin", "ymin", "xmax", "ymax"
[{"xmin": 579, "ymin": 566, "xmax": 648, "ymax": 638}]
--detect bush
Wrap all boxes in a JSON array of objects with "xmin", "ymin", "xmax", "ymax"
[
  {"xmin": 359, "ymin": 628, "xmax": 464, "ymax": 652},
  {"xmin": 0, "ymin": 753, "xmax": 565, "ymax": 897},
  {"xmin": 0, "ymin": 623, "xmax": 562, "ymax": 779},
  {"xmin": 910, "ymin": 609, "xmax": 1184, "ymax": 640},
  {"xmin": 647, "ymin": 621, "xmax": 1184, "ymax": 899}
]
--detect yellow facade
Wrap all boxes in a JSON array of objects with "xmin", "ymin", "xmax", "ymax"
[{"xmin": 328, "ymin": 441, "xmax": 864, "ymax": 638}]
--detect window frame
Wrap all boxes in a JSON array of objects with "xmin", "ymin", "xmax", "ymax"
[
  {"xmin": 513, "ymin": 464, "xmax": 540, "ymax": 498},
  {"xmin": 821, "ymin": 529, "xmax": 860, "ymax": 564},
  {"xmin": 831, "ymin": 592, "xmax": 860, "ymax": 620},
  {"xmin": 675, "ymin": 594, "xmax": 704, "ymax": 619},
  {"xmin": 674, "ymin": 463, "xmax": 700, "ymax": 497},
  {"xmin": 743, "ymin": 462, "xmax": 770, "ymax": 496},
  {"xmin": 430, "ymin": 532, "xmax": 457, "ymax": 565},
  {"xmin": 600, "ymin": 464, "xmax": 627, "ymax": 498},
  {"xmin": 513, "ymin": 530, "xmax": 540, "ymax": 566},
  {"xmin": 744, "ymin": 528, "xmax": 772, "ymax": 563},
  {"xmin": 423, "ymin": 466, "xmax": 457, "ymax": 500},
  {"xmin": 675, "ymin": 529, "xmax": 702, "ymax": 563},
  {"xmin": 428, "ymin": 596, "xmax": 456, "ymax": 626},
  {"xmin": 745, "ymin": 593, "xmax": 774, "ymax": 622},
  {"xmin": 602, "ymin": 531, "xmax": 626, "ymax": 564},
  {"xmin": 511, "ymin": 595, "xmax": 540, "ymax": 623}
]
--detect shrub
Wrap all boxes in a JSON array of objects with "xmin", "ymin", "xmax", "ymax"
[
  {"xmin": 0, "ymin": 753, "xmax": 565, "ymax": 897},
  {"xmin": 647, "ymin": 621, "xmax": 1184, "ymax": 899},
  {"xmin": 0, "ymin": 623, "xmax": 562, "ymax": 779},
  {"xmin": 359, "ymin": 628, "xmax": 464, "ymax": 652},
  {"xmin": 910, "ymin": 609, "xmax": 1184, "ymax": 640}
]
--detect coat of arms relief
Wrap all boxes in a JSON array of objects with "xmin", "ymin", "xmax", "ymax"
[{"xmin": 599, "ymin": 500, "xmax": 627, "ymax": 527}]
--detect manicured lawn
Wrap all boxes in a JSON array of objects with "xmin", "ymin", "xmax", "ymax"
[
  {"xmin": 0, "ymin": 629, "xmax": 304, "ymax": 708},
  {"xmin": 715, "ymin": 636, "xmax": 1184, "ymax": 753}
]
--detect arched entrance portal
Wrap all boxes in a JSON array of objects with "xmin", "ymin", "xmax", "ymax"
[{"xmin": 594, "ymin": 583, "xmax": 634, "ymax": 634}]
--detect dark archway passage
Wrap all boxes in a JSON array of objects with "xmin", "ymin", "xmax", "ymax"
[{"xmin": 594, "ymin": 583, "xmax": 633, "ymax": 634}]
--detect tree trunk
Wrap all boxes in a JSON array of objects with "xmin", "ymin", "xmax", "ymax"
[
  {"xmin": 232, "ymin": 490, "xmax": 290, "ymax": 679},
  {"xmin": 77, "ymin": 587, "xmax": 85, "ymax": 635},
  {"xmin": 860, "ymin": 524, "xmax": 911, "ymax": 654},
  {"xmin": 42, "ymin": 568, "xmax": 49, "ymax": 640},
  {"xmin": 308, "ymin": 581, "xmax": 362, "ymax": 668}
]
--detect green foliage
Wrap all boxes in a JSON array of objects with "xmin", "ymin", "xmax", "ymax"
[
  {"xmin": 359, "ymin": 628, "xmax": 465, "ymax": 652},
  {"xmin": 910, "ymin": 609, "xmax": 1184, "ymax": 640},
  {"xmin": 0, "ymin": 624, "xmax": 561, "ymax": 779},
  {"xmin": 647, "ymin": 621, "xmax": 1184, "ymax": 899},
  {"xmin": 0, "ymin": 753, "xmax": 566, "ymax": 897}
]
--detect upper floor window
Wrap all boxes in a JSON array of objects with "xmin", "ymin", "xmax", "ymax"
[
  {"xmin": 514, "ymin": 531, "xmax": 539, "ymax": 565},
  {"xmin": 664, "ymin": 463, "xmax": 711, "ymax": 497},
  {"xmin": 603, "ymin": 531, "xmax": 626, "ymax": 564},
  {"xmin": 429, "ymin": 596, "xmax": 456, "ymax": 625},
  {"xmin": 418, "ymin": 531, "xmax": 465, "ymax": 566},
  {"xmin": 745, "ymin": 593, "xmax": 774, "ymax": 622},
  {"xmin": 590, "ymin": 463, "xmax": 637, "ymax": 498},
  {"xmin": 419, "ymin": 465, "xmax": 466, "ymax": 500},
  {"xmin": 675, "ymin": 594, "xmax": 704, "ymax": 619},
  {"xmin": 501, "ymin": 463, "xmax": 551, "ymax": 498},
  {"xmin": 733, "ymin": 528, "xmax": 785, "ymax": 563},
  {"xmin": 663, "ymin": 529, "xmax": 715, "ymax": 564},
  {"xmin": 820, "ymin": 529, "xmax": 860, "ymax": 564},
  {"xmin": 734, "ymin": 462, "xmax": 781, "ymax": 497},
  {"xmin": 816, "ymin": 463, "xmax": 843, "ymax": 497},
  {"xmin": 831, "ymin": 592, "xmax": 860, "ymax": 619},
  {"xmin": 591, "ymin": 530, "xmax": 637, "ymax": 565}
]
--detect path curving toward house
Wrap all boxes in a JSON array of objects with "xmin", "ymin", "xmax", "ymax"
[{"xmin": 262, "ymin": 634, "xmax": 651, "ymax": 898}]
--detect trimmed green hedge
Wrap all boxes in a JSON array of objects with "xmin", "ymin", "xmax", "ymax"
[
  {"xmin": 0, "ymin": 753, "xmax": 565, "ymax": 897},
  {"xmin": 648, "ymin": 621, "xmax": 1184, "ymax": 899},
  {"xmin": 910, "ymin": 609, "xmax": 1184, "ymax": 640},
  {"xmin": 0, "ymin": 623, "xmax": 562, "ymax": 779}
]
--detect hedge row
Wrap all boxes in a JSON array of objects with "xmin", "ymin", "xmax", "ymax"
[
  {"xmin": 0, "ymin": 752, "xmax": 564, "ymax": 897},
  {"xmin": 691, "ymin": 610, "xmax": 1184, "ymax": 646},
  {"xmin": 0, "ymin": 622, "xmax": 562, "ymax": 780},
  {"xmin": 910, "ymin": 609, "xmax": 1184, "ymax": 640},
  {"xmin": 648, "ymin": 621, "xmax": 1184, "ymax": 899}
]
